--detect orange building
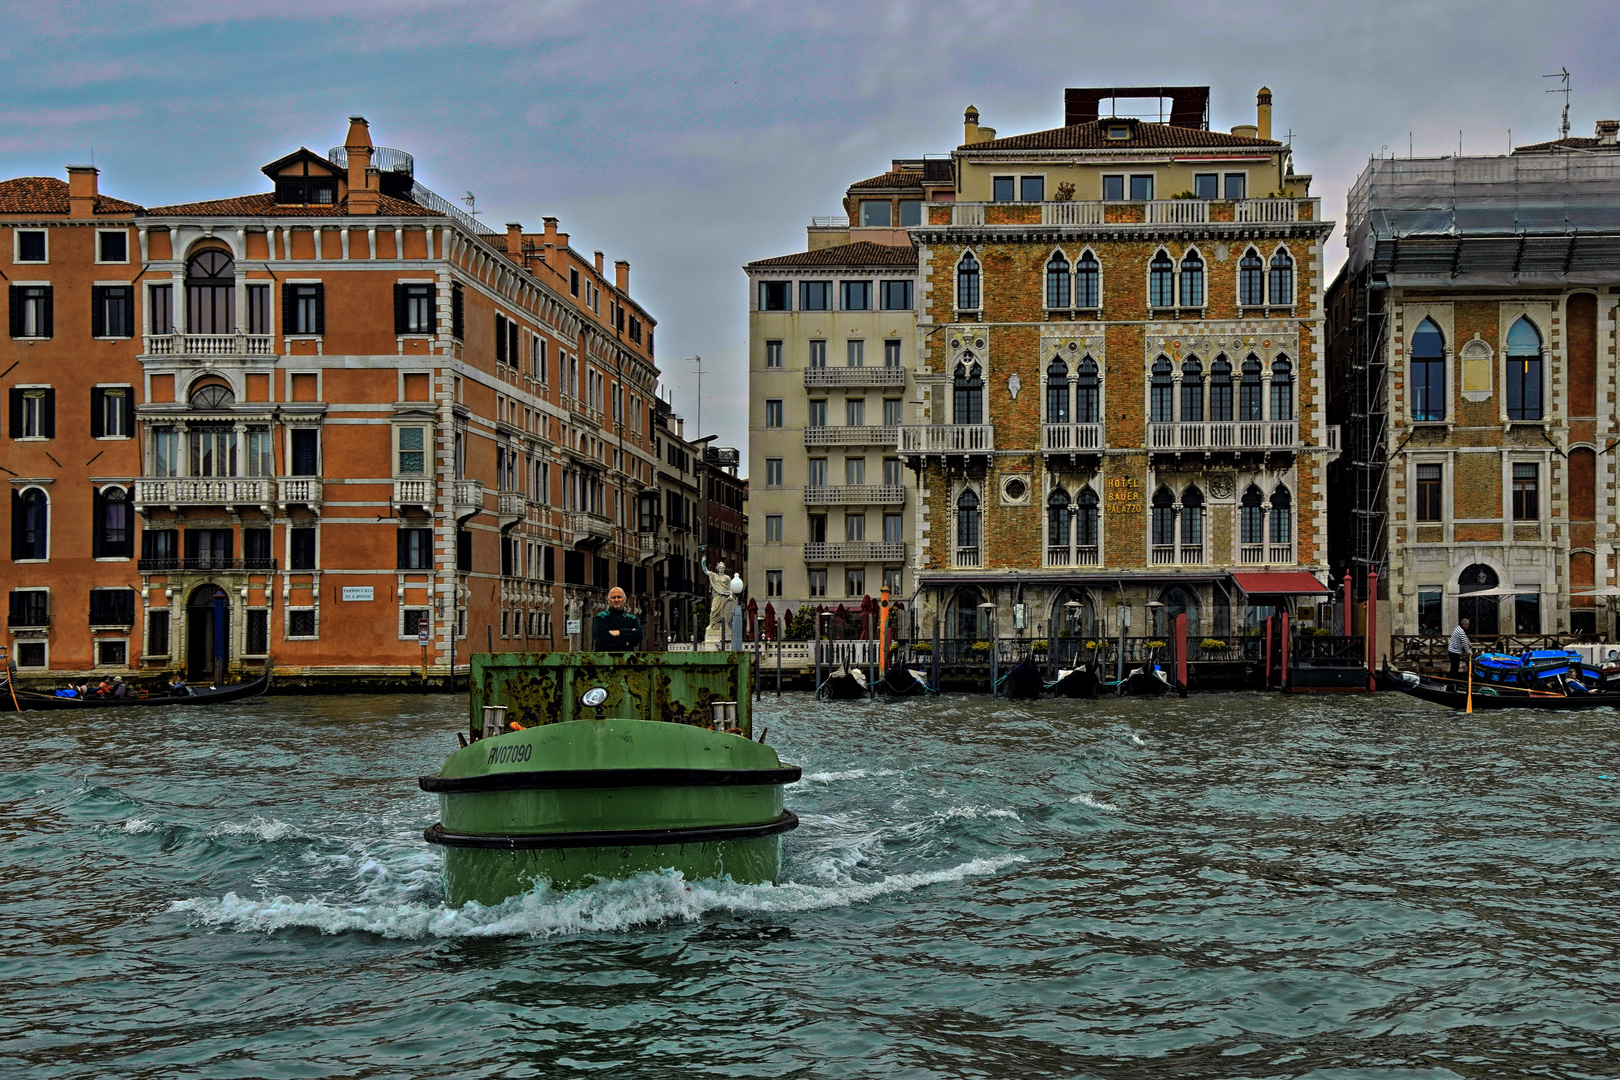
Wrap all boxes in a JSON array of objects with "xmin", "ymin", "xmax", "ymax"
[{"xmin": 2, "ymin": 117, "xmax": 666, "ymax": 688}]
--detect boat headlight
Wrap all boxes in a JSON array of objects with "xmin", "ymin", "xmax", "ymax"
[{"xmin": 581, "ymin": 687, "xmax": 609, "ymax": 708}]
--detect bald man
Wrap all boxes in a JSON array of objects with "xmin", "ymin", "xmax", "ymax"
[{"xmin": 593, "ymin": 587, "xmax": 644, "ymax": 652}]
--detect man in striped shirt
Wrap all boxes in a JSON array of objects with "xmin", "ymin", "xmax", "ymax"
[{"xmin": 1448, "ymin": 618, "xmax": 1471, "ymax": 678}]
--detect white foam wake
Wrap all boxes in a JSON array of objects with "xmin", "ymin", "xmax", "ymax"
[
  {"xmin": 207, "ymin": 815, "xmax": 312, "ymax": 842},
  {"xmin": 1068, "ymin": 793, "xmax": 1119, "ymax": 812},
  {"xmin": 168, "ymin": 856, "xmax": 1026, "ymax": 940},
  {"xmin": 797, "ymin": 768, "xmax": 900, "ymax": 784}
]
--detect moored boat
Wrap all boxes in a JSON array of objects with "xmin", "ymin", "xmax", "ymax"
[
  {"xmin": 878, "ymin": 666, "xmax": 934, "ymax": 697},
  {"xmin": 1124, "ymin": 663, "xmax": 1173, "ymax": 696},
  {"xmin": 995, "ymin": 659, "xmax": 1045, "ymax": 700},
  {"xmin": 1047, "ymin": 666, "xmax": 1102, "ymax": 699},
  {"xmin": 1381, "ymin": 663, "xmax": 1620, "ymax": 711},
  {"xmin": 420, "ymin": 651, "xmax": 801, "ymax": 906},
  {"xmin": 819, "ymin": 665, "xmax": 867, "ymax": 700},
  {"xmin": 0, "ymin": 665, "xmax": 271, "ymax": 712}
]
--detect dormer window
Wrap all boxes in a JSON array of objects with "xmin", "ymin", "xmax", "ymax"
[
  {"xmin": 274, "ymin": 177, "xmax": 337, "ymax": 205},
  {"xmin": 1106, "ymin": 124, "xmax": 1130, "ymax": 140}
]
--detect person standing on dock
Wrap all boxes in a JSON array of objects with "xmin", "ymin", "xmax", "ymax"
[
  {"xmin": 594, "ymin": 588, "xmax": 644, "ymax": 652},
  {"xmin": 1448, "ymin": 618, "xmax": 1471, "ymax": 679}
]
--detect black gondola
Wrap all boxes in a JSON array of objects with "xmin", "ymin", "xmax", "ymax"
[
  {"xmin": 819, "ymin": 666, "xmax": 868, "ymax": 700},
  {"xmin": 1047, "ymin": 666, "xmax": 1102, "ymax": 699},
  {"xmin": 0, "ymin": 667, "xmax": 272, "ymax": 713},
  {"xmin": 878, "ymin": 666, "xmax": 934, "ymax": 697},
  {"xmin": 1124, "ymin": 663, "xmax": 1172, "ymax": 696},
  {"xmin": 1380, "ymin": 664, "xmax": 1620, "ymax": 711},
  {"xmin": 995, "ymin": 660, "xmax": 1044, "ymax": 700}
]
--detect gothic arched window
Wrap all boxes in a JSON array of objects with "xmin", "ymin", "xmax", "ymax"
[
  {"xmin": 1047, "ymin": 488, "xmax": 1071, "ymax": 549},
  {"xmin": 1240, "ymin": 485, "xmax": 1265, "ymax": 545},
  {"xmin": 1239, "ymin": 355, "xmax": 1264, "ymax": 421},
  {"xmin": 1075, "ymin": 250, "xmax": 1100, "ymax": 309},
  {"xmin": 1181, "ymin": 357, "xmax": 1204, "ymax": 422},
  {"xmin": 1151, "ymin": 485, "xmax": 1176, "ymax": 546},
  {"xmin": 1046, "ymin": 357, "xmax": 1069, "ymax": 424},
  {"xmin": 1075, "ymin": 357, "xmax": 1100, "ymax": 423},
  {"xmin": 1506, "ymin": 317, "xmax": 1543, "ymax": 421},
  {"xmin": 1076, "ymin": 485, "xmax": 1099, "ymax": 547},
  {"xmin": 953, "ymin": 360, "xmax": 983, "ymax": 425},
  {"xmin": 1270, "ymin": 485, "xmax": 1293, "ymax": 545},
  {"xmin": 1270, "ymin": 356, "xmax": 1294, "ymax": 421},
  {"xmin": 1238, "ymin": 248, "xmax": 1264, "ymax": 306},
  {"xmin": 956, "ymin": 251, "xmax": 980, "ymax": 311},
  {"xmin": 1046, "ymin": 251, "xmax": 1070, "ymax": 309},
  {"xmin": 1209, "ymin": 355, "xmax": 1234, "ymax": 421},
  {"xmin": 1411, "ymin": 317, "xmax": 1445, "ymax": 421},
  {"xmin": 1269, "ymin": 248, "xmax": 1294, "ymax": 306},
  {"xmin": 1149, "ymin": 250, "xmax": 1175, "ymax": 309},
  {"xmin": 1179, "ymin": 249, "xmax": 1205, "ymax": 308},
  {"xmin": 1181, "ymin": 485, "xmax": 1204, "ymax": 547},
  {"xmin": 1150, "ymin": 355, "xmax": 1175, "ymax": 423}
]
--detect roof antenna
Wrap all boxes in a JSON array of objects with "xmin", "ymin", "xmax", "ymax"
[
  {"xmin": 461, "ymin": 191, "xmax": 480, "ymax": 219},
  {"xmin": 1544, "ymin": 67, "xmax": 1571, "ymax": 141}
]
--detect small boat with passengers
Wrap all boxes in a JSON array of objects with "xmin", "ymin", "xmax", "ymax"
[
  {"xmin": 1380, "ymin": 662, "xmax": 1620, "ymax": 711},
  {"xmin": 0, "ymin": 662, "xmax": 271, "ymax": 712}
]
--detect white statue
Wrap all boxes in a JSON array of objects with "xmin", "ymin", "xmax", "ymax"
[{"xmin": 703, "ymin": 557, "xmax": 735, "ymax": 635}]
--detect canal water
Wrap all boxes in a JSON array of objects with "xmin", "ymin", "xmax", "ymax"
[{"xmin": 3, "ymin": 689, "xmax": 1617, "ymax": 1078}]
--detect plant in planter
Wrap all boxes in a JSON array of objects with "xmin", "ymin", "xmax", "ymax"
[
  {"xmin": 1031, "ymin": 640, "xmax": 1049, "ymax": 653},
  {"xmin": 1201, "ymin": 638, "xmax": 1228, "ymax": 650},
  {"xmin": 969, "ymin": 640, "xmax": 991, "ymax": 653},
  {"xmin": 1145, "ymin": 640, "xmax": 1167, "ymax": 650},
  {"xmin": 911, "ymin": 640, "xmax": 933, "ymax": 653}
]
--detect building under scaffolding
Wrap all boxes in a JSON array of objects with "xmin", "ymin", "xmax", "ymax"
[{"xmin": 1327, "ymin": 130, "xmax": 1620, "ymax": 637}]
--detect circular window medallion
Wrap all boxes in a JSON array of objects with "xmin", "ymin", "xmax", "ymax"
[
  {"xmin": 1068, "ymin": 341, "xmax": 1079, "ymax": 352},
  {"xmin": 975, "ymin": 337, "xmax": 986, "ymax": 349},
  {"xmin": 999, "ymin": 475, "xmax": 1031, "ymax": 505}
]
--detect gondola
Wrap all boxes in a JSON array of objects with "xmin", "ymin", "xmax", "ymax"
[
  {"xmin": 1380, "ymin": 663, "xmax": 1620, "ymax": 711},
  {"xmin": 995, "ymin": 659, "xmax": 1045, "ymax": 700},
  {"xmin": 0, "ymin": 666, "xmax": 272, "ymax": 712},
  {"xmin": 818, "ymin": 665, "xmax": 868, "ymax": 700},
  {"xmin": 878, "ymin": 666, "xmax": 934, "ymax": 697},
  {"xmin": 1047, "ymin": 666, "xmax": 1102, "ymax": 699},
  {"xmin": 1124, "ymin": 663, "xmax": 1172, "ymax": 696}
]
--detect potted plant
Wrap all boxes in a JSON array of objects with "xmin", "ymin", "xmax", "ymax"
[{"xmin": 969, "ymin": 640, "xmax": 991, "ymax": 654}]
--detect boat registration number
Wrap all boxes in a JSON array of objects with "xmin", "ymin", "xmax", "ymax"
[{"xmin": 487, "ymin": 744, "xmax": 533, "ymax": 764}]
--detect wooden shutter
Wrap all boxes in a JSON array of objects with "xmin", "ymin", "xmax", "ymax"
[
  {"xmin": 91, "ymin": 487, "xmax": 105, "ymax": 557},
  {"xmin": 494, "ymin": 314, "xmax": 507, "ymax": 364},
  {"xmin": 9, "ymin": 490, "xmax": 21, "ymax": 560},
  {"xmin": 312, "ymin": 285, "xmax": 325, "ymax": 335},
  {"xmin": 7, "ymin": 285, "xmax": 19, "ymax": 338},
  {"xmin": 452, "ymin": 283, "xmax": 464, "ymax": 339},
  {"xmin": 41, "ymin": 389, "xmax": 54, "ymax": 438},
  {"xmin": 427, "ymin": 288, "xmax": 438, "ymax": 333},
  {"xmin": 393, "ymin": 283, "xmax": 406, "ymax": 335},
  {"xmin": 91, "ymin": 286, "xmax": 106, "ymax": 338},
  {"xmin": 282, "ymin": 282, "xmax": 295, "ymax": 331},
  {"xmin": 40, "ymin": 287, "xmax": 52, "ymax": 339},
  {"xmin": 119, "ymin": 387, "xmax": 133, "ymax": 435},
  {"xmin": 8, "ymin": 388, "xmax": 20, "ymax": 438},
  {"xmin": 397, "ymin": 529, "xmax": 410, "ymax": 569},
  {"xmin": 90, "ymin": 387, "xmax": 106, "ymax": 438},
  {"xmin": 118, "ymin": 290, "xmax": 133, "ymax": 338},
  {"xmin": 508, "ymin": 321, "xmax": 519, "ymax": 367}
]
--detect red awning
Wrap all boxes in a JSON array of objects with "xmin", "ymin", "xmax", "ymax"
[{"xmin": 1231, "ymin": 571, "xmax": 1329, "ymax": 595}]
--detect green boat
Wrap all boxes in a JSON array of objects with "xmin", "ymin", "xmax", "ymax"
[{"xmin": 420, "ymin": 651, "xmax": 800, "ymax": 906}]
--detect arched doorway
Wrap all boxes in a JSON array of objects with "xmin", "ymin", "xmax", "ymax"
[
  {"xmin": 1457, "ymin": 563, "xmax": 1500, "ymax": 636},
  {"xmin": 187, "ymin": 584, "xmax": 230, "ymax": 683},
  {"xmin": 1156, "ymin": 585, "xmax": 1201, "ymax": 637},
  {"xmin": 945, "ymin": 586, "xmax": 984, "ymax": 655}
]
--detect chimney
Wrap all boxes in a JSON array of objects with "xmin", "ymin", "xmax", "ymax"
[
  {"xmin": 1597, "ymin": 120, "xmax": 1619, "ymax": 146},
  {"xmin": 593, "ymin": 250, "xmax": 605, "ymax": 275},
  {"xmin": 66, "ymin": 165, "xmax": 98, "ymax": 218},
  {"xmin": 543, "ymin": 216, "xmax": 560, "ymax": 246},
  {"xmin": 344, "ymin": 115, "xmax": 378, "ymax": 215},
  {"xmin": 506, "ymin": 222, "xmax": 522, "ymax": 255},
  {"xmin": 964, "ymin": 105, "xmax": 980, "ymax": 145},
  {"xmin": 614, "ymin": 259, "xmax": 630, "ymax": 293},
  {"xmin": 557, "ymin": 231, "xmax": 569, "ymax": 249},
  {"xmin": 1257, "ymin": 86, "xmax": 1273, "ymax": 141}
]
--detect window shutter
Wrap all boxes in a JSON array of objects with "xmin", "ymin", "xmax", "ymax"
[
  {"xmin": 8, "ymin": 388, "xmax": 20, "ymax": 438},
  {"xmin": 397, "ymin": 529, "xmax": 409, "ymax": 569},
  {"xmin": 7, "ymin": 285, "xmax": 19, "ymax": 338},
  {"xmin": 282, "ymin": 282, "xmax": 295, "ymax": 332},
  {"xmin": 90, "ymin": 387, "xmax": 105, "ymax": 438},
  {"xmin": 41, "ymin": 389, "xmax": 54, "ymax": 439},
  {"xmin": 313, "ymin": 285, "xmax": 325, "ymax": 335},
  {"xmin": 40, "ymin": 286, "xmax": 52, "ymax": 338},
  {"xmin": 119, "ymin": 290, "xmax": 134, "ymax": 338},
  {"xmin": 120, "ymin": 389, "xmax": 134, "ymax": 435},
  {"xmin": 6, "ymin": 590, "xmax": 19, "ymax": 624},
  {"xmin": 184, "ymin": 529, "xmax": 199, "ymax": 561},
  {"xmin": 428, "ymin": 288, "xmax": 438, "ymax": 333},
  {"xmin": 495, "ymin": 315, "xmax": 507, "ymax": 364},
  {"xmin": 92, "ymin": 487, "xmax": 105, "ymax": 558},
  {"xmin": 393, "ymin": 284, "xmax": 406, "ymax": 335},
  {"xmin": 91, "ymin": 287, "xmax": 106, "ymax": 338},
  {"xmin": 9, "ymin": 491, "xmax": 20, "ymax": 560},
  {"xmin": 508, "ymin": 322, "xmax": 519, "ymax": 367},
  {"xmin": 452, "ymin": 283, "xmax": 464, "ymax": 340}
]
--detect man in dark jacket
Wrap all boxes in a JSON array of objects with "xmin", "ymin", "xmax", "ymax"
[{"xmin": 594, "ymin": 588, "xmax": 644, "ymax": 652}]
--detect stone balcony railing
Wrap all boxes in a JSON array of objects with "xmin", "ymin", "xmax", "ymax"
[
  {"xmin": 393, "ymin": 478, "xmax": 433, "ymax": 511},
  {"xmin": 898, "ymin": 424, "xmax": 994, "ymax": 456},
  {"xmin": 498, "ymin": 490, "xmax": 526, "ymax": 524},
  {"xmin": 1147, "ymin": 420, "xmax": 1298, "ymax": 453},
  {"xmin": 803, "ymin": 484, "xmax": 906, "ymax": 506},
  {"xmin": 277, "ymin": 478, "xmax": 322, "ymax": 509},
  {"xmin": 1041, "ymin": 422, "xmax": 1104, "ymax": 453},
  {"xmin": 570, "ymin": 511, "xmax": 613, "ymax": 548},
  {"xmin": 638, "ymin": 533, "xmax": 670, "ymax": 560},
  {"xmin": 802, "ymin": 542, "xmax": 906, "ymax": 563},
  {"xmin": 134, "ymin": 477, "xmax": 274, "ymax": 510},
  {"xmin": 452, "ymin": 479, "xmax": 485, "ymax": 518},
  {"xmin": 947, "ymin": 198, "xmax": 1319, "ymax": 228},
  {"xmin": 142, "ymin": 333, "xmax": 276, "ymax": 359},
  {"xmin": 803, "ymin": 367, "xmax": 906, "ymax": 388},
  {"xmin": 804, "ymin": 425, "xmax": 898, "ymax": 447}
]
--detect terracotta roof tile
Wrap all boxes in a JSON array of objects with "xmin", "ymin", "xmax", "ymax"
[
  {"xmin": 1513, "ymin": 136, "xmax": 1613, "ymax": 153},
  {"xmin": 747, "ymin": 240, "xmax": 917, "ymax": 269},
  {"xmin": 848, "ymin": 170, "xmax": 927, "ymax": 190},
  {"xmin": 962, "ymin": 119, "xmax": 1280, "ymax": 152},
  {"xmin": 146, "ymin": 191, "xmax": 442, "ymax": 217},
  {"xmin": 0, "ymin": 176, "xmax": 143, "ymax": 214}
]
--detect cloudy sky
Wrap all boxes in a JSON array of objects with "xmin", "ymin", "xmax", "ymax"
[{"xmin": 3, "ymin": 0, "xmax": 1616, "ymax": 464}]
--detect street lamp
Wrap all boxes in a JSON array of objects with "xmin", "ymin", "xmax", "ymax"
[
  {"xmin": 729, "ymin": 572, "xmax": 744, "ymax": 650},
  {"xmin": 978, "ymin": 601, "xmax": 998, "ymax": 697}
]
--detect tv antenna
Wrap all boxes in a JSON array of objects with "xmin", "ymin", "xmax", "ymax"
[
  {"xmin": 461, "ymin": 191, "xmax": 480, "ymax": 218},
  {"xmin": 1544, "ymin": 68, "xmax": 1571, "ymax": 141}
]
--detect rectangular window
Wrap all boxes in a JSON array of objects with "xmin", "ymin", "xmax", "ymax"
[
  {"xmin": 451, "ymin": 283, "xmax": 464, "ymax": 340},
  {"xmin": 808, "ymin": 569, "xmax": 827, "ymax": 597},
  {"xmin": 1193, "ymin": 173, "xmax": 1218, "ymax": 200},
  {"xmin": 884, "ymin": 513, "xmax": 904, "ymax": 542},
  {"xmin": 764, "ymin": 399, "xmax": 783, "ymax": 428},
  {"xmin": 1130, "ymin": 175, "xmax": 1155, "ymax": 201},
  {"xmin": 91, "ymin": 286, "xmax": 133, "ymax": 338},
  {"xmin": 883, "ymin": 458, "xmax": 903, "ymax": 486},
  {"xmin": 859, "ymin": 201, "xmax": 892, "ymax": 227},
  {"xmin": 1416, "ymin": 464, "xmax": 1442, "ymax": 522},
  {"xmin": 247, "ymin": 284, "xmax": 271, "ymax": 335},
  {"xmin": 1515, "ymin": 594, "xmax": 1542, "ymax": 634},
  {"xmin": 404, "ymin": 608, "xmax": 430, "ymax": 638},
  {"xmin": 1512, "ymin": 463, "xmax": 1539, "ymax": 521},
  {"xmin": 245, "ymin": 609, "xmax": 269, "ymax": 655},
  {"xmin": 846, "ymin": 340, "xmax": 864, "ymax": 367},
  {"xmin": 845, "ymin": 399, "xmax": 864, "ymax": 426},
  {"xmin": 883, "ymin": 568, "xmax": 902, "ymax": 594},
  {"xmin": 765, "ymin": 570, "xmax": 783, "ymax": 597},
  {"xmin": 1020, "ymin": 176, "xmax": 1045, "ymax": 202},
  {"xmin": 290, "ymin": 527, "xmax": 316, "ymax": 570},
  {"xmin": 243, "ymin": 528, "xmax": 272, "ymax": 567},
  {"xmin": 10, "ymin": 285, "xmax": 53, "ymax": 339},
  {"xmin": 899, "ymin": 201, "xmax": 923, "ymax": 227},
  {"xmin": 807, "ymin": 400, "xmax": 826, "ymax": 426},
  {"xmin": 880, "ymin": 280, "xmax": 912, "ymax": 311},
  {"xmin": 290, "ymin": 428, "xmax": 319, "ymax": 476},
  {"xmin": 845, "ymin": 568, "xmax": 865, "ymax": 596},
  {"xmin": 534, "ymin": 336, "xmax": 548, "ymax": 381},
  {"xmin": 141, "ymin": 529, "xmax": 178, "ymax": 566},
  {"xmin": 285, "ymin": 284, "xmax": 324, "ymax": 335},
  {"xmin": 16, "ymin": 230, "xmax": 46, "ymax": 263},
  {"xmin": 845, "ymin": 457, "xmax": 865, "ymax": 485},
  {"xmin": 841, "ymin": 282, "xmax": 871, "ymax": 311},
  {"xmin": 395, "ymin": 284, "xmax": 436, "ymax": 334},
  {"xmin": 1102, "ymin": 175, "xmax": 1124, "ymax": 201},
  {"xmin": 764, "ymin": 340, "xmax": 782, "ymax": 368},
  {"xmin": 90, "ymin": 386, "xmax": 132, "ymax": 439},
  {"xmin": 150, "ymin": 284, "xmax": 173, "ymax": 335},
  {"xmin": 629, "ymin": 316, "xmax": 642, "ymax": 344},
  {"xmin": 845, "ymin": 513, "xmax": 865, "ymax": 541},
  {"xmin": 397, "ymin": 528, "xmax": 434, "ymax": 569},
  {"xmin": 287, "ymin": 609, "xmax": 316, "ymax": 637},
  {"xmin": 96, "ymin": 640, "xmax": 127, "ymax": 667},
  {"xmin": 764, "ymin": 515, "xmax": 783, "ymax": 542},
  {"xmin": 1224, "ymin": 173, "xmax": 1248, "ymax": 200},
  {"xmin": 807, "ymin": 513, "xmax": 826, "ymax": 542},
  {"xmin": 397, "ymin": 426, "xmax": 426, "ymax": 474},
  {"xmin": 89, "ymin": 588, "xmax": 135, "ymax": 626},
  {"xmin": 15, "ymin": 642, "xmax": 44, "ymax": 668},
  {"xmin": 808, "ymin": 340, "xmax": 827, "ymax": 368},
  {"xmin": 147, "ymin": 609, "xmax": 170, "ymax": 655},
  {"xmin": 884, "ymin": 399, "xmax": 904, "ymax": 426},
  {"xmin": 759, "ymin": 281, "xmax": 789, "ymax": 311},
  {"xmin": 765, "ymin": 458, "xmax": 783, "ymax": 486},
  {"xmin": 883, "ymin": 340, "xmax": 902, "ymax": 369},
  {"xmin": 807, "ymin": 458, "xmax": 829, "ymax": 485},
  {"xmin": 800, "ymin": 281, "xmax": 832, "ymax": 311},
  {"xmin": 8, "ymin": 589, "xmax": 49, "ymax": 627},
  {"xmin": 1416, "ymin": 589, "xmax": 1442, "ymax": 635},
  {"xmin": 992, "ymin": 176, "xmax": 1015, "ymax": 202},
  {"xmin": 11, "ymin": 387, "xmax": 54, "ymax": 439},
  {"xmin": 183, "ymin": 528, "xmax": 232, "ymax": 568},
  {"xmin": 569, "ymin": 268, "xmax": 580, "ymax": 296}
]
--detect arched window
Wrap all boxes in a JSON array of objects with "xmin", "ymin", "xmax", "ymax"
[
  {"xmin": 1180, "ymin": 485, "xmax": 1204, "ymax": 547},
  {"xmin": 1046, "ymin": 357, "xmax": 1070, "ymax": 423},
  {"xmin": 955, "ymin": 488, "xmax": 981, "ymax": 564},
  {"xmin": 1239, "ymin": 355, "xmax": 1264, "ymax": 421},
  {"xmin": 1270, "ymin": 357, "xmax": 1294, "ymax": 421},
  {"xmin": 1181, "ymin": 357, "xmax": 1204, "ymax": 422},
  {"xmin": 1075, "ymin": 250, "xmax": 1100, "ymax": 309},
  {"xmin": 186, "ymin": 250, "xmax": 236, "ymax": 334},
  {"xmin": 1076, "ymin": 485, "xmax": 1099, "ymax": 547},
  {"xmin": 1458, "ymin": 563, "xmax": 1500, "ymax": 635},
  {"xmin": 1151, "ymin": 485, "xmax": 1176, "ymax": 546},
  {"xmin": 1179, "ymin": 249, "xmax": 1205, "ymax": 308},
  {"xmin": 1240, "ymin": 485, "xmax": 1265, "ymax": 545},
  {"xmin": 1045, "ymin": 251, "xmax": 1071, "ymax": 309},
  {"xmin": 953, "ymin": 360, "xmax": 983, "ymax": 425},
  {"xmin": 1506, "ymin": 317, "xmax": 1543, "ymax": 421},
  {"xmin": 1410, "ymin": 317, "xmax": 1445, "ymax": 421},
  {"xmin": 189, "ymin": 383, "xmax": 235, "ymax": 409},
  {"xmin": 1150, "ymin": 356, "xmax": 1175, "ymax": 423},
  {"xmin": 1238, "ymin": 248, "xmax": 1264, "ymax": 306},
  {"xmin": 1047, "ymin": 488, "xmax": 1071, "ymax": 550},
  {"xmin": 93, "ymin": 485, "xmax": 131, "ymax": 559},
  {"xmin": 956, "ymin": 251, "xmax": 980, "ymax": 311},
  {"xmin": 948, "ymin": 586, "xmax": 984, "ymax": 639},
  {"xmin": 1270, "ymin": 485, "xmax": 1292, "ymax": 545},
  {"xmin": 1209, "ymin": 355, "xmax": 1234, "ymax": 421},
  {"xmin": 1149, "ymin": 250, "xmax": 1175, "ymax": 309},
  {"xmin": 1075, "ymin": 357, "xmax": 1100, "ymax": 423},
  {"xmin": 1269, "ymin": 248, "xmax": 1294, "ymax": 306},
  {"xmin": 11, "ymin": 487, "xmax": 47, "ymax": 560}
]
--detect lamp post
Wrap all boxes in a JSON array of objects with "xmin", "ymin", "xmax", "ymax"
[
  {"xmin": 728, "ymin": 572, "xmax": 744, "ymax": 651},
  {"xmin": 1115, "ymin": 600, "xmax": 1130, "ymax": 693},
  {"xmin": 1064, "ymin": 598, "xmax": 1082, "ymax": 674},
  {"xmin": 815, "ymin": 609, "xmax": 831, "ymax": 698},
  {"xmin": 979, "ymin": 601, "xmax": 998, "ymax": 697}
]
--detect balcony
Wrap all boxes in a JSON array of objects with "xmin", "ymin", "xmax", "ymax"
[
  {"xmin": 803, "ymin": 367, "xmax": 906, "ymax": 389},
  {"xmin": 638, "ymin": 533, "xmax": 670, "ymax": 562},
  {"xmin": 898, "ymin": 424, "xmax": 994, "ymax": 463},
  {"xmin": 1041, "ymin": 423, "xmax": 1103, "ymax": 457},
  {"xmin": 1147, "ymin": 421, "xmax": 1298, "ymax": 456},
  {"xmin": 804, "ymin": 425, "xmax": 897, "ymax": 447},
  {"xmin": 134, "ymin": 478, "xmax": 273, "ymax": 512},
  {"xmin": 570, "ymin": 511, "xmax": 613, "ymax": 549},
  {"xmin": 452, "ymin": 479, "xmax": 485, "ymax": 520},
  {"xmin": 1241, "ymin": 544, "xmax": 1296, "ymax": 565},
  {"xmin": 804, "ymin": 485, "xmax": 905, "ymax": 506},
  {"xmin": 947, "ymin": 198, "xmax": 1319, "ymax": 229},
  {"xmin": 393, "ymin": 478, "xmax": 434, "ymax": 513},
  {"xmin": 1045, "ymin": 545, "xmax": 1100, "ymax": 567},
  {"xmin": 142, "ymin": 333, "xmax": 275, "ymax": 359},
  {"xmin": 137, "ymin": 557, "xmax": 277, "ymax": 573},
  {"xmin": 954, "ymin": 546, "xmax": 981, "ymax": 569},
  {"xmin": 498, "ymin": 490, "xmax": 526, "ymax": 528},
  {"xmin": 277, "ymin": 478, "xmax": 322, "ymax": 511},
  {"xmin": 802, "ymin": 542, "xmax": 906, "ymax": 563},
  {"xmin": 1151, "ymin": 544, "xmax": 1204, "ymax": 566}
]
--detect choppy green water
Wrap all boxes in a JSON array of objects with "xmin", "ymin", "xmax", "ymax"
[{"xmin": 3, "ymin": 690, "xmax": 1618, "ymax": 1078}]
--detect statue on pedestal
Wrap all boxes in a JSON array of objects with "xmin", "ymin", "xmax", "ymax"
[{"xmin": 703, "ymin": 557, "xmax": 735, "ymax": 641}]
